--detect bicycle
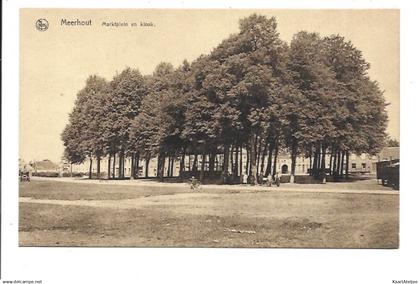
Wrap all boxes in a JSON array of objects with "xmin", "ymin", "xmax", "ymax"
[{"xmin": 190, "ymin": 176, "xmax": 201, "ymax": 191}]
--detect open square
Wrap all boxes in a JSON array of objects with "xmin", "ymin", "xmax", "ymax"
[{"xmin": 19, "ymin": 178, "xmax": 399, "ymax": 248}]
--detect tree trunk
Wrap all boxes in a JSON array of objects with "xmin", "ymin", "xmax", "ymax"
[
  {"xmin": 135, "ymin": 152, "xmax": 140, "ymax": 179},
  {"xmin": 118, "ymin": 152, "xmax": 122, "ymax": 178},
  {"xmin": 88, "ymin": 157, "xmax": 93, "ymax": 179},
  {"xmin": 329, "ymin": 148, "xmax": 333, "ymax": 175},
  {"xmin": 265, "ymin": 141, "xmax": 274, "ymax": 177},
  {"xmin": 170, "ymin": 156, "xmax": 175, "ymax": 177},
  {"xmin": 192, "ymin": 154, "xmax": 198, "ymax": 172},
  {"xmin": 245, "ymin": 147, "xmax": 250, "ymax": 176},
  {"xmin": 345, "ymin": 151, "xmax": 349, "ymax": 179},
  {"xmin": 239, "ymin": 146, "xmax": 243, "ymax": 176},
  {"xmin": 337, "ymin": 150, "xmax": 342, "ymax": 180},
  {"xmin": 122, "ymin": 152, "xmax": 125, "ymax": 178},
  {"xmin": 96, "ymin": 155, "xmax": 101, "ymax": 179},
  {"xmin": 157, "ymin": 155, "xmax": 162, "ymax": 178},
  {"xmin": 318, "ymin": 144, "xmax": 322, "ymax": 177},
  {"xmin": 119, "ymin": 150, "xmax": 125, "ymax": 179},
  {"xmin": 309, "ymin": 150, "xmax": 313, "ymax": 174},
  {"xmin": 107, "ymin": 154, "xmax": 111, "ymax": 179},
  {"xmin": 170, "ymin": 156, "xmax": 174, "ymax": 177},
  {"xmin": 234, "ymin": 145, "xmax": 239, "ymax": 177},
  {"xmin": 272, "ymin": 140, "xmax": 279, "ymax": 176},
  {"xmin": 230, "ymin": 145, "xmax": 234, "ymax": 175},
  {"xmin": 131, "ymin": 153, "xmax": 135, "ymax": 180},
  {"xmin": 332, "ymin": 150, "xmax": 337, "ymax": 178},
  {"xmin": 249, "ymin": 133, "xmax": 258, "ymax": 185},
  {"xmin": 316, "ymin": 149, "xmax": 322, "ymax": 173},
  {"xmin": 320, "ymin": 144, "xmax": 326, "ymax": 182},
  {"xmin": 145, "ymin": 155, "xmax": 150, "ymax": 178},
  {"xmin": 317, "ymin": 146, "xmax": 322, "ymax": 174},
  {"xmin": 157, "ymin": 153, "xmax": 165, "ymax": 180},
  {"xmin": 312, "ymin": 146, "xmax": 319, "ymax": 178},
  {"xmin": 180, "ymin": 150, "xmax": 185, "ymax": 175},
  {"xmin": 208, "ymin": 153, "xmax": 215, "ymax": 174},
  {"xmin": 112, "ymin": 153, "xmax": 116, "ymax": 179},
  {"xmin": 222, "ymin": 144, "xmax": 230, "ymax": 183},
  {"xmin": 119, "ymin": 152, "xmax": 122, "ymax": 178},
  {"xmin": 290, "ymin": 141, "xmax": 297, "ymax": 184},
  {"xmin": 156, "ymin": 154, "xmax": 162, "ymax": 178},
  {"xmin": 256, "ymin": 137, "xmax": 262, "ymax": 177},
  {"xmin": 200, "ymin": 153, "xmax": 206, "ymax": 182},
  {"xmin": 260, "ymin": 139, "xmax": 268, "ymax": 177},
  {"xmin": 222, "ymin": 144, "xmax": 229, "ymax": 183},
  {"xmin": 340, "ymin": 151, "xmax": 345, "ymax": 179},
  {"xmin": 167, "ymin": 156, "xmax": 171, "ymax": 177}
]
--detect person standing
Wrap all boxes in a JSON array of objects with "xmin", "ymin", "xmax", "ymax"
[
  {"xmin": 267, "ymin": 173, "xmax": 273, "ymax": 187},
  {"xmin": 243, "ymin": 173, "xmax": 248, "ymax": 184},
  {"xmin": 275, "ymin": 172, "xmax": 281, "ymax": 187},
  {"xmin": 258, "ymin": 172, "xmax": 264, "ymax": 185}
]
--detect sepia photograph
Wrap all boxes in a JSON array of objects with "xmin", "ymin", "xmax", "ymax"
[{"xmin": 19, "ymin": 9, "xmax": 400, "ymax": 248}]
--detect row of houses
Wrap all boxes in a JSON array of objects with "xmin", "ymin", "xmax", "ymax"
[
  {"xmin": 19, "ymin": 158, "xmax": 58, "ymax": 173},
  {"xmin": 20, "ymin": 147, "xmax": 399, "ymax": 178}
]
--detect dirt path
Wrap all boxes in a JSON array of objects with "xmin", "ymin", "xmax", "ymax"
[
  {"xmin": 31, "ymin": 176, "xmax": 398, "ymax": 195},
  {"xmin": 20, "ymin": 192, "xmax": 215, "ymax": 209}
]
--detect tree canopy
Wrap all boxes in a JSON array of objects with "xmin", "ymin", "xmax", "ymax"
[{"xmin": 62, "ymin": 13, "xmax": 388, "ymax": 183}]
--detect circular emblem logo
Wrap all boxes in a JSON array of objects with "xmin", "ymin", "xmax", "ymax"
[{"xmin": 36, "ymin": 18, "xmax": 49, "ymax": 31}]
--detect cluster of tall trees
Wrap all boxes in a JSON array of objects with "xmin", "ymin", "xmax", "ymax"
[{"xmin": 62, "ymin": 14, "xmax": 388, "ymax": 184}]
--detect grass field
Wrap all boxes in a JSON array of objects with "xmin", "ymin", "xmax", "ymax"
[{"xmin": 19, "ymin": 179, "xmax": 399, "ymax": 248}]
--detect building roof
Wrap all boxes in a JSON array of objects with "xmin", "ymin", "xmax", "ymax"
[
  {"xmin": 34, "ymin": 159, "xmax": 59, "ymax": 171},
  {"xmin": 378, "ymin": 147, "xmax": 399, "ymax": 161}
]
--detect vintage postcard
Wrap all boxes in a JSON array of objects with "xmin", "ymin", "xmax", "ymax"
[{"xmin": 19, "ymin": 9, "xmax": 399, "ymax": 248}]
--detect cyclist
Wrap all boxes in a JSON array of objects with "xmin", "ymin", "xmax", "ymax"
[{"xmin": 190, "ymin": 176, "xmax": 200, "ymax": 190}]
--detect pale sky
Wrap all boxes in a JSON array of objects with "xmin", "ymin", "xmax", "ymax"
[{"xmin": 20, "ymin": 9, "xmax": 399, "ymax": 163}]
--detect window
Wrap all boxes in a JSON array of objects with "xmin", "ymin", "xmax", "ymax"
[
  {"xmin": 362, "ymin": 163, "xmax": 366, "ymax": 169},
  {"xmin": 352, "ymin": 163, "xmax": 357, "ymax": 169}
]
